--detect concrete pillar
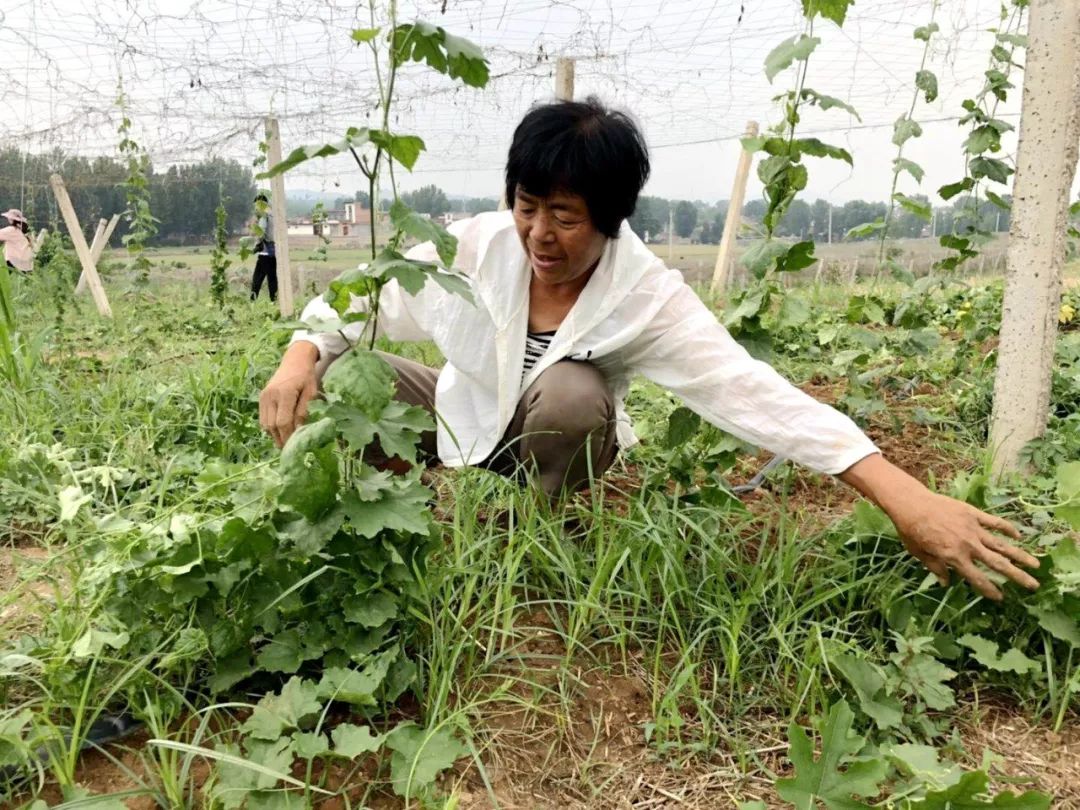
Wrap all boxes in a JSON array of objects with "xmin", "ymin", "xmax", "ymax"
[{"xmin": 989, "ymin": 0, "xmax": 1080, "ymax": 475}]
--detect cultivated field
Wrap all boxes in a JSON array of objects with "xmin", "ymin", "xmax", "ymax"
[{"xmin": 0, "ymin": 247, "xmax": 1078, "ymax": 809}]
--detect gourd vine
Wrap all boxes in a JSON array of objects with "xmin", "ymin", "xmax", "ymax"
[
  {"xmin": 116, "ymin": 89, "xmax": 159, "ymax": 286},
  {"xmin": 307, "ymin": 201, "xmax": 331, "ymax": 263},
  {"xmin": 209, "ymin": 187, "xmax": 231, "ymax": 309},
  {"xmin": 866, "ymin": 4, "xmax": 940, "ymax": 279},
  {"xmin": 935, "ymin": 0, "xmax": 1027, "ymax": 272},
  {"xmin": 724, "ymin": 0, "xmax": 857, "ymax": 356}
]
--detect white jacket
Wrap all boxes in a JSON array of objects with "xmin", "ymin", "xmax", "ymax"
[{"xmin": 292, "ymin": 211, "xmax": 879, "ymax": 474}]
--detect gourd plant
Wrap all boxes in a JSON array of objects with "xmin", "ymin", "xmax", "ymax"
[
  {"xmin": 116, "ymin": 89, "xmax": 159, "ymax": 286},
  {"xmin": 935, "ymin": 0, "xmax": 1027, "ymax": 272},
  {"xmin": 857, "ymin": 4, "xmax": 940, "ymax": 279},
  {"xmin": 210, "ymin": 188, "xmax": 231, "ymax": 309},
  {"xmin": 3, "ymin": 8, "xmax": 490, "ymax": 807},
  {"xmin": 307, "ymin": 201, "xmax": 332, "ymax": 264},
  {"xmin": 722, "ymin": 0, "xmax": 857, "ymax": 358}
]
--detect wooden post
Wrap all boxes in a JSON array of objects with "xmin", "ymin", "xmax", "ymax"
[
  {"xmin": 555, "ymin": 57, "xmax": 575, "ymax": 101},
  {"xmin": 710, "ymin": 121, "xmax": 759, "ymax": 295},
  {"xmin": 265, "ymin": 117, "xmax": 295, "ymax": 317},
  {"xmin": 989, "ymin": 0, "xmax": 1080, "ymax": 475},
  {"xmin": 814, "ymin": 260, "xmax": 825, "ymax": 285},
  {"xmin": 76, "ymin": 214, "xmax": 120, "ymax": 295},
  {"xmin": 49, "ymin": 174, "xmax": 111, "ymax": 317},
  {"xmin": 75, "ymin": 219, "xmax": 106, "ymax": 294}
]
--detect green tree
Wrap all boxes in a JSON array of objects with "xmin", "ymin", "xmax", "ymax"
[
  {"xmin": 777, "ymin": 199, "xmax": 812, "ymax": 238},
  {"xmin": 810, "ymin": 198, "xmax": 831, "ymax": 241},
  {"xmin": 466, "ymin": 197, "xmax": 499, "ymax": 215},
  {"xmin": 673, "ymin": 200, "xmax": 698, "ymax": 238},
  {"xmin": 402, "ymin": 184, "xmax": 450, "ymax": 216},
  {"xmin": 627, "ymin": 196, "xmax": 665, "ymax": 240}
]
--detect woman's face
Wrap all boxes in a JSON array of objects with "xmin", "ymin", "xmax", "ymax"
[{"xmin": 513, "ymin": 186, "xmax": 607, "ymax": 288}]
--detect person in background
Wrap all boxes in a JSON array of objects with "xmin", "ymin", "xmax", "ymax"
[
  {"xmin": 250, "ymin": 192, "xmax": 277, "ymax": 301},
  {"xmin": 0, "ymin": 209, "xmax": 34, "ymax": 274}
]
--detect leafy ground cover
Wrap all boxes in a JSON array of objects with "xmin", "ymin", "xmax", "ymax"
[{"xmin": 0, "ymin": 255, "xmax": 1078, "ymax": 808}]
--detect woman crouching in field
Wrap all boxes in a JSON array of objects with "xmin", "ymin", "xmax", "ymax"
[{"xmin": 259, "ymin": 97, "xmax": 1040, "ymax": 603}]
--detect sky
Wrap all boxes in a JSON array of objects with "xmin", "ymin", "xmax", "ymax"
[{"xmin": 2, "ymin": 0, "xmax": 1077, "ymax": 206}]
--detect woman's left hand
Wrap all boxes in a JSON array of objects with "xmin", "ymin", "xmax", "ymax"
[
  {"xmin": 840, "ymin": 453, "xmax": 1040, "ymax": 601},
  {"xmin": 887, "ymin": 489, "xmax": 1040, "ymax": 601}
]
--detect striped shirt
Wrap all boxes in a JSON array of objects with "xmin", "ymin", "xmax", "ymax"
[{"xmin": 522, "ymin": 330, "xmax": 556, "ymax": 381}]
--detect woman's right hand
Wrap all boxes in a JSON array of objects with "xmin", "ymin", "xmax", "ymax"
[{"xmin": 259, "ymin": 342, "xmax": 320, "ymax": 448}]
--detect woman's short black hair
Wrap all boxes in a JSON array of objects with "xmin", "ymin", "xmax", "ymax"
[{"xmin": 505, "ymin": 96, "xmax": 650, "ymax": 239}]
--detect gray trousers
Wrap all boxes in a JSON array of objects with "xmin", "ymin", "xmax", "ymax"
[{"xmin": 369, "ymin": 352, "xmax": 619, "ymax": 497}]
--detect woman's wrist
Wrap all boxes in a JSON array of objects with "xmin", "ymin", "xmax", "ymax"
[{"xmin": 838, "ymin": 452, "xmax": 929, "ymax": 517}]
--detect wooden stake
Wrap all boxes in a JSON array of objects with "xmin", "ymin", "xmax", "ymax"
[
  {"xmin": 555, "ymin": 57, "xmax": 575, "ymax": 101},
  {"xmin": 31, "ymin": 228, "xmax": 47, "ymax": 253},
  {"xmin": 49, "ymin": 174, "xmax": 111, "ymax": 317},
  {"xmin": 76, "ymin": 214, "xmax": 120, "ymax": 295},
  {"xmin": 265, "ymin": 117, "xmax": 295, "ymax": 317},
  {"xmin": 710, "ymin": 121, "xmax": 759, "ymax": 295},
  {"xmin": 990, "ymin": 0, "xmax": 1080, "ymax": 475}
]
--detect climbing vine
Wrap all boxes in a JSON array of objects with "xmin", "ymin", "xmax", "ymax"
[
  {"xmin": 209, "ymin": 189, "xmax": 231, "ymax": 308},
  {"xmin": 936, "ymin": 0, "xmax": 1028, "ymax": 271},
  {"xmin": 723, "ymin": 0, "xmax": 857, "ymax": 356},
  {"xmin": 862, "ymin": 5, "xmax": 940, "ymax": 278},
  {"xmin": 117, "ymin": 91, "xmax": 159, "ymax": 285}
]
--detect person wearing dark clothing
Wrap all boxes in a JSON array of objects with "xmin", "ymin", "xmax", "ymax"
[{"xmin": 250, "ymin": 193, "xmax": 277, "ymax": 301}]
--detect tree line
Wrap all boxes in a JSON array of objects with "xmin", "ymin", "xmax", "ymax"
[
  {"xmin": 0, "ymin": 148, "xmax": 1019, "ymax": 249},
  {"xmin": 627, "ymin": 194, "xmax": 1013, "ymax": 245},
  {"xmin": 1, "ymin": 148, "xmax": 256, "ymax": 246}
]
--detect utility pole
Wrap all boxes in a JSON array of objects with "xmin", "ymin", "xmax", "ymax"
[
  {"xmin": 989, "ymin": 0, "xmax": 1080, "ymax": 475},
  {"xmin": 710, "ymin": 121, "xmax": 759, "ymax": 295},
  {"xmin": 827, "ymin": 204, "xmax": 833, "ymax": 245},
  {"xmin": 265, "ymin": 117, "xmax": 295, "ymax": 317}
]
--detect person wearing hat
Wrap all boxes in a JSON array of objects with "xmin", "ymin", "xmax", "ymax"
[
  {"xmin": 250, "ymin": 193, "xmax": 277, "ymax": 302},
  {"xmin": 0, "ymin": 209, "xmax": 33, "ymax": 274}
]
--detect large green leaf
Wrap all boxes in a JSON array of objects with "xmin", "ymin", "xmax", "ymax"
[
  {"xmin": 323, "ymin": 350, "xmax": 396, "ymax": 418},
  {"xmin": 242, "ymin": 677, "xmax": 322, "ymax": 740},
  {"xmin": 391, "ymin": 21, "xmax": 490, "ymax": 88},
  {"xmin": 794, "ymin": 138, "xmax": 853, "ymax": 165},
  {"xmin": 831, "ymin": 653, "xmax": 903, "ymax": 730},
  {"xmin": 894, "ymin": 158, "xmax": 925, "ymax": 183},
  {"xmin": 970, "ymin": 157, "xmax": 1013, "ymax": 184},
  {"xmin": 894, "ymin": 193, "xmax": 932, "ymax": 221},
  {"xmin": 341, "ymin": 480, "xmax": 431, "ymax": 539},
  {"xmin": 914, "ymin": 22, "xmax": 940, "ymax": 42},
  {"xmin": 1025, "ymin": 604, "xmax": 1080, "ymax": 646},
  {"xmin": 664, "ymin": 407, "xmax": 701, "ymax": 450},
  {"xmin": 765, "ymin": 35, "xmax": 821, "ymax": 83},
  {"xmin": 892, "ymin": 116, "xmax": 923, "ymax": 147},
  {"xmin": 384, "ymin": 723, "xmax": 468, "ymax": 797},
  {"xmin": 332, "ymin": 724, "xmax": 385, "ymax": 758},
  {"xmin": 906, "ymin": 770, "xmax": 1050, "ymax": 809},
  {"xmin": 939, "ymin": 177, "xmax": 975, "ymax": 201},
  {"xmin": 957, "ymin": 635, "xmax": 1041, "ymax": 675},
  {"xmin": 801, "ymin": 0, "xmax": 853, "ymax": 27},
  {"xmin": 368, "ymin": 131, "xmax": 426, "ymax": 171},
  {"xmin": 1054, "ymin": 462, "xmax": 1080, "ymax": 530},
  {"xmin": 389, "ymin": 200, "xmax": 457, "ymax": 265},
  {"xmin": 799, "ymin": 90, "xmax": 861, "ymax": 120},
  {"xmin": 915, "ymin": 70, "xmax": 938, "ymax": 103},
  {"xmin": 279, "ymin": 418, "xmax": 339, "ymax": 521},
  {"xmin": 776, "ymin": 700, "xmax": 888, "ymax": 809}
]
